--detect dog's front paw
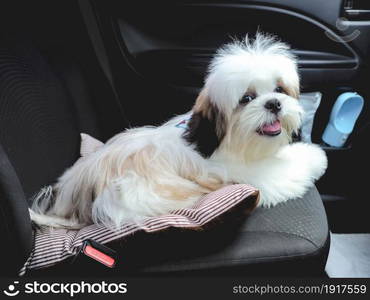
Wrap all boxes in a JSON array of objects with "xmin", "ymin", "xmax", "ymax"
[
  {"xmin": 280, "ymin": 142, "xmax": 328, "ymax": 180},
  {"xmin": 296, "ymin": 143, "xmax": 327, "ymax": 180},
  {"xmin": 255, "ymin": 142, "xmax": 328, "ymax": 207},
  {"xmin": 308, "ymin": 144, "xmax": 328, "ymax": 179}
]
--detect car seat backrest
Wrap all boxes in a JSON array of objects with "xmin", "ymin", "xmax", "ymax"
[
  {"xmin": 0, "ymin": 34, "xmax": 116, "ymax": 274},
  {"xmin": 0, "ymin": 1, "xmax": 128, "ymax": 275},
  {"xmin": 0, "ymin": 37, "xmax": 101, "ymax": 199}
]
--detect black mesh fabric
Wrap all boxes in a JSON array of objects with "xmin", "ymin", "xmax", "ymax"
[
  {"xmin": 0, "ymin": 28, "xmax": 125, "ymax": 274},
  {"xmin": 0, "ymin": 37, "xmax": 95, "ymax": 199},
  {"xmin": 242, "ymin": 186, "xmax": 328, "ymax": 247}
]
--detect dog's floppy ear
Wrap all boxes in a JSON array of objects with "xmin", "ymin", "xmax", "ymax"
[
  {"xmin": 286, "ymin": 85, "xmax": 300, "ymax": 99},
  {"xmin": 278, "ymin": 80, "xmax": 300, "ymax": 99},
  {"xmin": 183, "ymin": 89, "xmax": 226, "ymax": 157}
]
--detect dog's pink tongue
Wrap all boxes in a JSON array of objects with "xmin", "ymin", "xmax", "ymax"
[{"xmin": 262, "ymin": 120, "xmax": 281, "ymax": 133}]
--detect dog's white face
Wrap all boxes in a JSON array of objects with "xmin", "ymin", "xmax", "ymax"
[{"xmin": 184, "ymin": 34, "xmax": 303, "ymax": 161}]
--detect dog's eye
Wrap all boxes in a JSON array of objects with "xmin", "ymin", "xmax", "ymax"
[
  {"xmin": 239, "ymin": 93, "xmax": 256, "ymax": 104},
  {"xmin": 274, "ymin": 86, "xmax": 286, "ymax": 94}
]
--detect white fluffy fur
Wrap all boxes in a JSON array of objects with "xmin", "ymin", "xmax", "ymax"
[{"xmin": 30, "ymin": 33, "xmax": 327, "ymax": 228}]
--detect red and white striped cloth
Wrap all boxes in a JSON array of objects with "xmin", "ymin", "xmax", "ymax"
[{"xmin": 20, "ymin": 184, "xmax": 258, "ymax": 276}]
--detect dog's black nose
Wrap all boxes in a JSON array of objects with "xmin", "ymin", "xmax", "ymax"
[{"xmin": 264, "ymin": 99, "xmax": 281, "ymax": 114}]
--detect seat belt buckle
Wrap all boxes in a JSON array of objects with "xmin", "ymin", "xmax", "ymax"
[{"xmin": 79, "ymin": 239, "xmax": 117, "ymax": 268}]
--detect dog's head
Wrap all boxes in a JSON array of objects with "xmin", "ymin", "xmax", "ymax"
[{"xmin": 184, "ymin": 33, "xmax": 303, "ymax": 161}]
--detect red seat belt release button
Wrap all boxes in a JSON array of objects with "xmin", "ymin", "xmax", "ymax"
[{"xmin": 82, "ymin": 239, "xmax": 117, "ymax": 268}]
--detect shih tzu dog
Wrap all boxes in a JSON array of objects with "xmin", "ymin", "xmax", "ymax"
[{"xmin": 30, "ymin": 33, "xmax": 327, "ymax": 228}]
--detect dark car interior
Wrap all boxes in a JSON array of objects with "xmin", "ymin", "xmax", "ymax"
[{"xmin": 0, "ymin": 0, "xmax": 369, "ymax": 278}]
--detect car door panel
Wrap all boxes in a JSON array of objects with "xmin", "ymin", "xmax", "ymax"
[
  {"xmin": 114, "ymin": 2, "xmax": 359, "ymax": 90},
  {"xmin": 93, "ymin": 0, "xmax": 369, "ymax": 214}
]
